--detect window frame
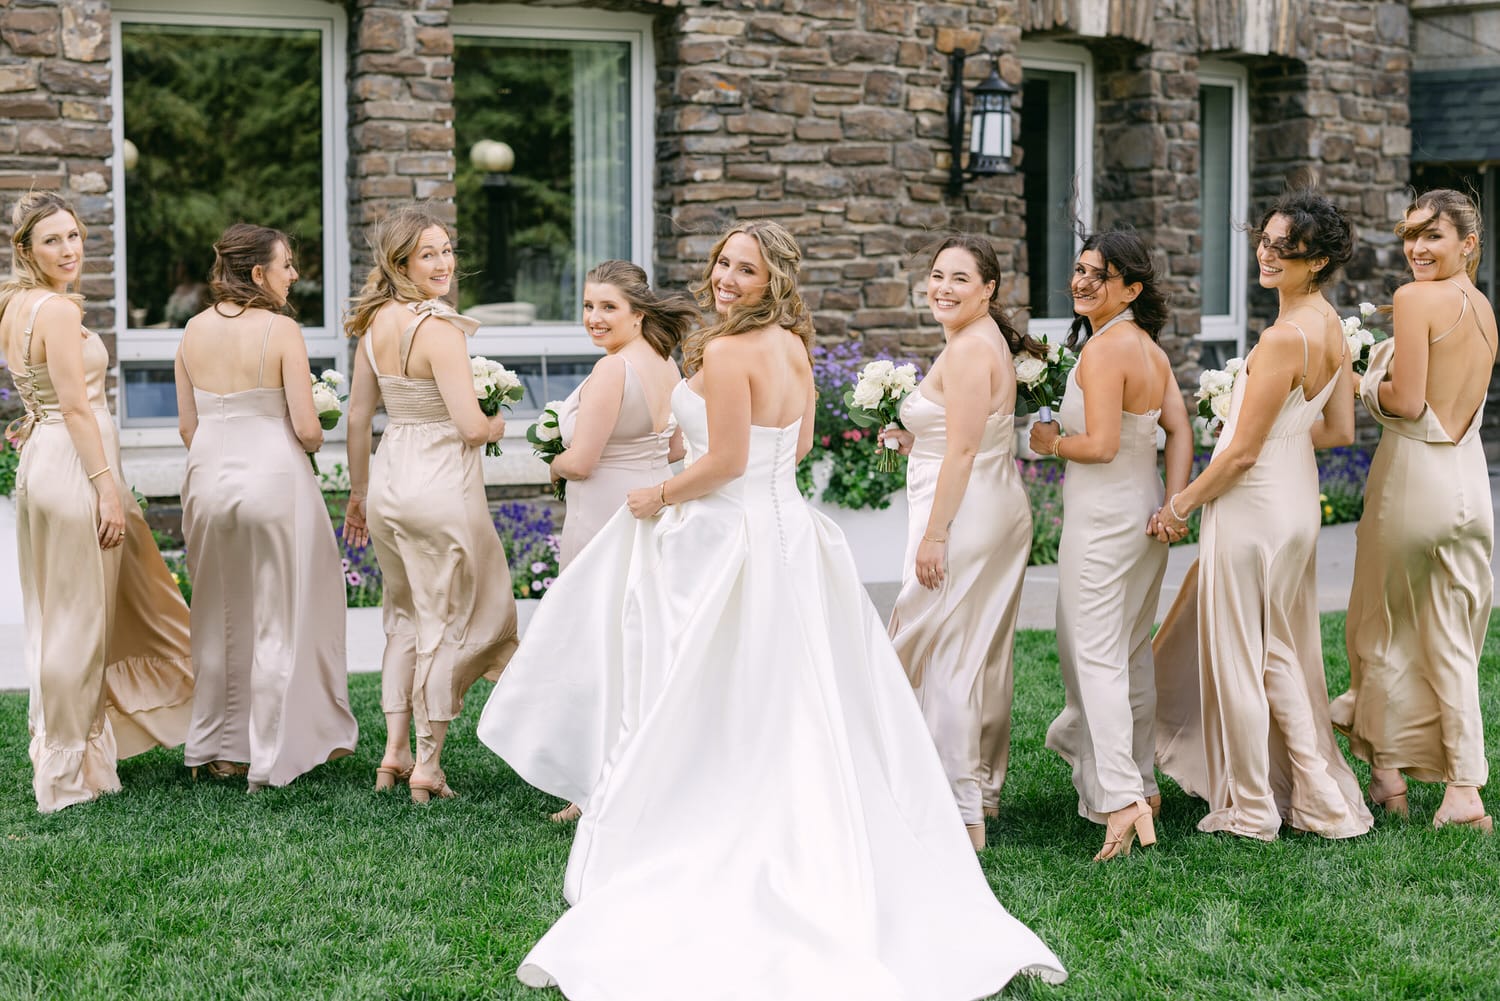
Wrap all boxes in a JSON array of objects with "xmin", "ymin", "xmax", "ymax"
[
  {"xmin": 1018, "ymin": 41, "xmax": 1095, "ymax": 345},
  {"xmin": 450, "ymin": 4, "xmax": 656, "ymax": 365},
  {"xmin": 109, "ymin": 0, "xmax": 348, "ymax": 441},
  {"xmin": 1197, "ymin": 60, "xmax": 1250, "ymax": 353}
]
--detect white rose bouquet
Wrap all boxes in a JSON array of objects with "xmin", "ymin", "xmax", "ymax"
[
  {"xmin": 306, "ymin": 370, "xmax": 347, "ymax": 474},
  {"xmin": 1194, "ymin": 357, "xmax": 1242, "ymax": 436},
  {"xmin": 471, "ymin": 355, "xmax": 525, "ymax": 457},
  {"xmin": 1015, "ymin": 335, "xmax": 1077, "ymax": 421},
  {"xmin": 1343, "ymin": 302, "xmax": 1386, "ymax": 375},
  {"xmin": 526, "ymin": 400, "xmax": 568, "ymax": 501},
  {"xmin": 842, "ymin": 358, "xmax": 919, "ymax": 473}
]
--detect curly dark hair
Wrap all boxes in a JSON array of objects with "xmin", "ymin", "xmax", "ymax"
[
  {"xmin": 1065, "ymin": 228, "xmax": 1169, "ymax": 349},
  {"xmin": 918, "ymin": 233, "xmax": 1047, "ymax": 360},
  {"xmin": 1254, "ymin": 189, "xmax": 1355, "ymax": 290}
]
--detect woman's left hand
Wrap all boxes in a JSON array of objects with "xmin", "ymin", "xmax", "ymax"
[
  {"xmin": 1029, "ymin": 420, "xmax": 1060, "ymax": 456},
  {"xmin": 626, "ymin": 484, "xmax": 665, "ymax": 520},
  {"xmin": 915, "ymin": 536, "xmax": 947, "ymax": 590}
]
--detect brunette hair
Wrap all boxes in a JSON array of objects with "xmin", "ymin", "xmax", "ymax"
[
  {"xmin": 585, "ymin": 260, "xmax": 699, "ymax": 360},
  {"xmin": 1, "ymin": 192, "xmax": 87, "ymax": 319},
  {"xmin": 920, "ymin": 233, "xmax": 1047, "ymax": 360},
  {"xmin": 209, "ymin": 223, "xmax": 294, "ymax": 315},
  {"xmin": 1066, "ymin": 228, "xmax": 1169, "ymax": 348},
  {"xmin": 1254, "ymin": 188, "xmax": 1354, "ymax": 291},
  {"xmin": 684, "ymin": 220, "xmax": 814, "ymax": 376},
  {"xmin": 1398, "ymin": 188, "xmax": 1483, "ymax": 282},
  {"xmin": 344, "ymin": 206, "xmax": 452, "ymax": 339}
]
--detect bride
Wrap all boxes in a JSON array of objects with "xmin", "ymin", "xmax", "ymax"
[{"xmin": 477, "ymin": 221, "xmax": 1065, "ymax": 1000}]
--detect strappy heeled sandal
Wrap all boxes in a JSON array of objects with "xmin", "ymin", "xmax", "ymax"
[
  {"xmin": 1434, "ymin": 812, "xmax": 1493, "ymax": 834},
  {"xmin": 192, "ymin": 760, "xmax": 248, "ymax": 781},
  {"xmin": 1095, "ymin": 800, "xmax": 1157, "ymax": 861},
  {"xmin": 374, "ymin": 763, "xmax": 415, "ymax": 792},
  {"xmin": 548, "ymin": 803, "xmax": 582, "ymax": 823},
  {"xmin": 410, "ymin": 777, "xmax": 457, "ymax": 804}
]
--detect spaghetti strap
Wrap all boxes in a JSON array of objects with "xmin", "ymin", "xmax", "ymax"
[
  {"xmin": 255, "ymin": 316, "xmax": 274, "ymax": 388},
  {"xmin": 397, "ymin": 311, "xmax": 423, "ymax": 378},
  {"xmin": 19, "ymin": 291, "xmax": 58, "ymax": 370},
  {"xmin": 1431, "ymin": 278, "xmax": 1475, "ymax": 346},
  {"xmin": 1284, "ymin": 319, "xmax": 1311, "ymax": 384}
]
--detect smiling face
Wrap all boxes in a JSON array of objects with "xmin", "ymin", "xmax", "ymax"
[
  {"xmin": 26, "ymin": 209, "xmax": 84, "ymax": 292},
  {"xmin": 1402, "ymin": 207, "xmax": 1476, "ymax": 283},
  {"xmin": 1070, "ymin": 248, "xmax": 1139, "ymax": 322},
  {"xmin": 709, "ymin": 232, "xmax": 770, "ymax": 315},
  {"xmin": 582, "ymin": 281, "xmax": 642, "ymax": 352},
  {"xmin": 926, "ymin": 246, "xmax": 995, "ymax": 330},
  {"xmin": 253, "ymin": 240, "xmax": 298, "ymax": 307},
  {"xmin": 1255, "ymin": 213, "xmax": 1324, "ymax": 292},
  {"xmin": 401, "ymin": 224, "xmax": 455, "ymax": 299}
]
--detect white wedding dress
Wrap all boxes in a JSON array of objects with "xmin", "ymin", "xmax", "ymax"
[{"xmin": 477, "ymin": 380, "xmax": 1066, "ymax": 1001}]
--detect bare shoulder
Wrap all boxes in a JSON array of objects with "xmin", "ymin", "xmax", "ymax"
[
  {"xmin": 268, "ymin": 312, "xmax": 302, "ymax": 341},
  {"xmin": 945, "ymin": 328, "xmax": 997, "ymax": 365},
  {"xmin": 1392, "ymin": 279, "xmax": 1449, "ymax": 309},
  {"xmin": 1253, "ymin": 321, "xmax": 1308, "ymax": 362},
  {"xmin": 35, "ymin": 293, "xmax": 83, "ymax": 327},
  {"xmin": 588, "ymin": 351, "xmax": 628, "ymax": 383}
]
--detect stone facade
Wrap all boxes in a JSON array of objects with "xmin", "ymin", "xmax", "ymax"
[{"xmin": 0, "ymin": 0, "xmax": 1421, "ymax": 394}]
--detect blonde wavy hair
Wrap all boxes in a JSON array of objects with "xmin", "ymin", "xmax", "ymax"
[
  {"xmin": 1398, "ymin": 188, "xmax": 1484, "ymax": 283},
  {"xmin": 683, "ymin": 220, "xmax": 814, "ymax": 376},
  {"xmin": 0, "ymin": 192, "xmax": 86, "ymax": 322},
  {"xmin": 343, "ymin": 206, "xmax": 452, "ymax": 339}
]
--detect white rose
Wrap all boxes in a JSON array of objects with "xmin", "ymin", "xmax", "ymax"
[
  {"xmin": 861, "ymin": 359, "xmax": 895, "ymax": 381},
  {"xmin": 1210, "ymin": 390, "xmax": 1232, "ymax": 421},
  {"xmin": 1224, "ymin": 357, "xmax": 1243, "ymax": 374},
  {"xmin": 1341, "ymin": 315, "xmax": 1362, "ymax": 336},
  {"xmin": 1014, "ymin": 356, "xmax": 1047, "ymax": 387},
  {"xmin": 1359, "ymin": 301, "xmax": 1377, "ymax": 319},
  {"xmin": 493, "ymin": 366, "xmax": 521, "ymax": 393},
  {"xmin": 851, "ymin": 379, "xmax": 884, "ymax": 410},
  {"xmin": 890, "ymin": 363, "xmax": 918, "ymax": 395},
  {"xmin": 1345, "ymin": 333, "xmax": 1364, "ymax": 361},
  {"xmin": 311, "ymin": 384, "xmax": 341, "ymax": 413},
  {"xmin": 1043, "ymin": 337, "xmax": 1062, "ymax": 362},
  {"xmin": 535, "ymin": 421, "xmax": 561, "ymax": 443},
  {"xmin": 470, "ymin": 356, "xmax": 489, "ymax": 378},
  {"xmin": 320, "ymin": 370, "xmax": 345, "ymax": 388},
  {"xmin": 473, "ymin": 375, "xmax": 494, "ymax": 398},
  {"xmin": 542, "ymin": 400, "xmax": 566, "ymax": 416},
  {"xmin": 1197, "ymin": 369, "xmax": 1229, "ymax": 397}
]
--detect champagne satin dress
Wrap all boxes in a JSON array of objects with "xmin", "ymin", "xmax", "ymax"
[
  {"xmin": 9, "ymin": 291, "xmax": 195, "ymax": 813},
  {"xmin": 1162, "ymin": 326, "xmax": 1372, "ymax": 841},
  {"xmin": 180, "ymin": 319, "xmax": 358, "ymax": 787},
  {"xmin": 1045, "ymin": 368, "xmax": 1168, "ymax": 823},
  {"xmin": 1332, "ymin": 290, "xmax": 1493, "ymax": 787},
  {"xmin": 556, "ymin": 360, "xmax": 675, "ymax": 569},
  {"xmin": 365, "ymin": 301, "xmax": 518, "ymax": 754},
  {"xmin": 888, "ymin": 386, "xmax": 1029, "ymax": 825}
]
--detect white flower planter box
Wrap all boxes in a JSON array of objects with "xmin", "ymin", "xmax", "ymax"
[
  {"xmin": 0, "ymin": 496, "xmax": 22, "ymax": 626},
  {"xmin": 804, "ymin": 458, "xmax": 909, "ymax": 584}
]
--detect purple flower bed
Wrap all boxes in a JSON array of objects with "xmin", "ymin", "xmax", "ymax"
[{"xmin": 493, "ymin": 501, "xmax": 562, "ymax": 599}]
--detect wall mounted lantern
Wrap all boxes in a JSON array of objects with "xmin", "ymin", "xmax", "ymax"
[{"xmin": 946, "ymin": 50, "xmax": 1017, "ymax": 197}]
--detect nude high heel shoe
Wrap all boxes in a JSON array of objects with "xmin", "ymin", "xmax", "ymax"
[
  {"xmin": 1095, "ymin": 800, "xmax": 1157, "ymax": 861},
  {"xmin": 1434, "ymin": 812, "xmax": 1493, "ymax": 834}
]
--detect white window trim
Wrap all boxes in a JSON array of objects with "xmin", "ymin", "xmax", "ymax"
[
  {"xmin": 110, "ymin": 0, "xmax": 348, "ymax": 444},
  {"xmin": 1018, "ymin": 41, "xmax": 1095, "ymax": 345},
  {"xmin": 451, "ymin": 4, "xmax": 656, "ymax": 362},
  {"xmin": 1198, "ymin": 60, "xmax": 1249, "ymax": 352}
]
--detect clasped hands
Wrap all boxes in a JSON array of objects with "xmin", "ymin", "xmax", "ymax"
[{"xmin": 1146, "ymin": 496, "xmax": 1189, "ymax": 545}]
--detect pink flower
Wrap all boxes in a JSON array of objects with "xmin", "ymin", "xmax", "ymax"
[
  {"xmin": 346, "ymin": 570, "xmax": 363, "ymax": 586},
  {"xmin": 820, "ymin": 435, "xmax": 831, "ymax": 447}
]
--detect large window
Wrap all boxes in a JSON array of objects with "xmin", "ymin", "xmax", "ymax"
[
  {"xmin": 452, "ymin": 4, "xmax": 653, "ymax": 413},
  {"xmin": 110, "ymin": 1, "xmax": 346, "ymax": 434},
  {"xmin": 1198, "ymin": 61, "xmax": 1249, "ymax": 366},
  {"xmin": 1020, "ymin": 44, "xmax": 1094, "ymax": 342}
]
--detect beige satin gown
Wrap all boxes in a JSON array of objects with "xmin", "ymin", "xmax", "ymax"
[
  {"xmin": 180, "ymin": 320, "xmax": 358, "ymax": 787},
  {"xmin": 556, "ymin": 359, "xmax": 675, "ymax": 569},
  {"xmin": 9, "ymin": 291, "xmax": 195, "ymax": 813},
  {"xmin": 889, "ymin": 386, "xmax": 1029, "ymax": 824},
  {"xmin": 1164, "ymin": 326, "xmax": 1372, "ymax": 841},
  {"xmin": 365, "ymin": 301, "xmax": 519, "ymax": 756},
  {"xmin": 1332, "ymin": 290, "xmax": 1493, "ymax": 787},
  {"xmin": 1045, "ymin": 367, "xmax": 1168, "ymax": 823}
]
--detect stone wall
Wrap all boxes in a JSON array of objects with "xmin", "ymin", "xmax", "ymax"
[{"xmin": 0, "ymin": 1, "xmax": 115, "ymax": 343}]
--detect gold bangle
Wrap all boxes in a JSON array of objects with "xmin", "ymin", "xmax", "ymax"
[
  {"xmin": 86, "ymin": 465, "xmax": 111, "ymax": 481},
  {"xmin": 922, "ymin": 533, "xmax": 947, "ymax": 544},
  {"xmin": 1051, "ymin": 436, "xmax": 1063, "ymax": 458}
]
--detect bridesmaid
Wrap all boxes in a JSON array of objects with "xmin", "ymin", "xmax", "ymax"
[
  {"xmin": 174, "ymin": 223, "xmax": 358, "ymax": 789},
  {"xmin": 1154, "ymin": 189, "xmax": 1372, "ymax": 842},
  {"xmin": 1029, "ymin": 230, "xmax": 1193, "ymax": 860},
  {"xmin": 0, "ymin": 192, "xmax": 194, "ymax": 812},
  {"xmin": 1332, "ymin": 189, "xmax": 1495, "ymax": 833},
  {"xmin": 343, "ymin": 206, "xmax": 519, "ymax": 803},
  {"xmin": 541, "ymin": 260, "xmax": 692, "ymax": 824},
  {"xmin": 884, "ymin": 233, "xmax": 1048, "ymax": 850},
  {"xmin": 550, "ymin": 260, "xmax": 692, "ymax": 567}
]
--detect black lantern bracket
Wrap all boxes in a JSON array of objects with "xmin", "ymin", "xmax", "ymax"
[{"xmin": 946, "ymin": 49, "xmax": 1018, "ymax": 197}]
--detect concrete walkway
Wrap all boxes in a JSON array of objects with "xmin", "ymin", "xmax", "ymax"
[{"xmin": 1, "ymin": 480, "xmax": 1495, "ymax": 691}]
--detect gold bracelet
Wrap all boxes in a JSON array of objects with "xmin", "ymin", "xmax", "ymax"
[
  {"xmin": 86, "ymin": 465, "xmax": 111, "ymax": 481},
  {"xmin": 659, "ymin": 481, "xmax": 669, "ymax": 507},
  {"xmin": 1050, "ymin": 436, "xmax": 1063, "ymax": 458},
  {"xmin": 922, "ymin": 533, "xmax": 948, "ymax": 544}
]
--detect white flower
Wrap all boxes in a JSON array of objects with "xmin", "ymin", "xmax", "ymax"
[
  {"xmin": 1014, "ymin": 356, "xmax": 1047, "ymax": 387},
  {"xmin": 851, "ymin": 379, "xmax": 884, "ymax": 410},
  {"xmin": 472, "ymin": 375, "xmax": 494, "ymax": 398},
  {"xmin": 535, "ymin": 423, "xmax": 561, "ymax": 443},
  {"xmin": 860, "ymin": 359, "xmax": 895, "ymax": 383},
  {"xmin": 1210, "ymin": 390, "xmax": 1232, "ymax": 421},
  {"xmin": 1041, "ymin": 336, "xmax": 1062, "ymax": 362},
  {"xmin": 1224, "ymin": 357, "xmax": 1243, "ymax": 375},
  {"xmin": 1359, "ymin": 301, "xmax": 1377, "ymax": 319},
  {"xmin": 470, "ymin": 356, "xmax": 490, "ymax": 379},
  {"xmin": 542, "ymin": 400, "xmax": 566, "ymax": 417},
  {"xmin": 1341, "ymin": 315, "xmax": 1362, "ymax": 336},
  {"xmin": 889, "ymin": 363, "xmax": 918, "ymax": 396},
  {"xmin": 1196, "ymin": 368, "xmax": 1231, "ymax": 398},
  {"xmin": 320, "ymin": 370, "xmax": 345, "ymax": 388},
  {"xmin": 311, "ymin": 383, "xmax": 341, "ymax": 414}
]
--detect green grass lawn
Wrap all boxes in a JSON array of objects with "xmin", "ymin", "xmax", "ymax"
[{"xmin": 2, "ymin": 614, "xmax": 1497, "ymax": 1000}]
